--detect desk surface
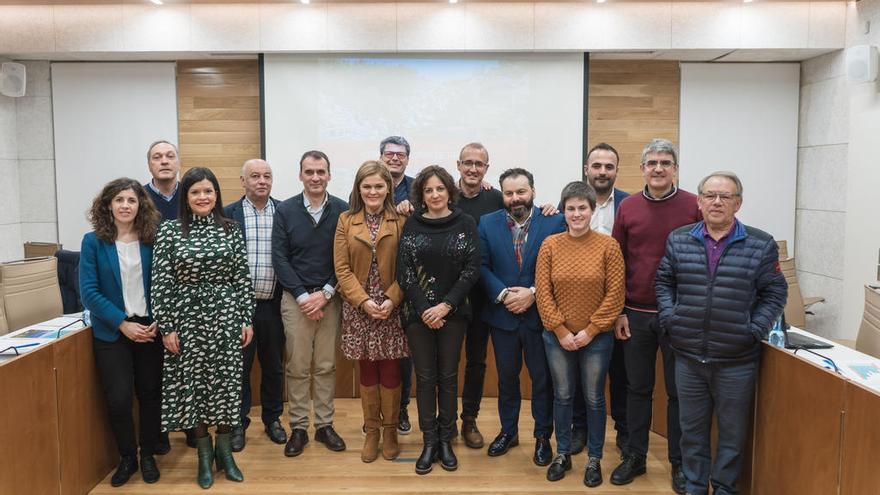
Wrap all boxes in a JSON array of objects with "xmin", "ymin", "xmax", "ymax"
[{"xmin": 784, "ymin": 327, "xmax": 880, "ymax": 394}]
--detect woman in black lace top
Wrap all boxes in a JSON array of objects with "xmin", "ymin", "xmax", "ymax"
[{"xmin": 396, "ymin": 165, "xmax": 480, "ymax": 475}]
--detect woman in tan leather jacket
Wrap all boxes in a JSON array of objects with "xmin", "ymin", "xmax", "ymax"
[{"xmin": 334, "ymin": 160, "xmax": 409, "ymax": 463}]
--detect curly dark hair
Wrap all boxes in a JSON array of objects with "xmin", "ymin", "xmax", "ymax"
[
  {"xmin": 88, "ymin": 178, "xmax": 161, "ymax": 245},
  {"xmin": 410, "ymin": 165, "xmax": 459, "ymax": 210}
]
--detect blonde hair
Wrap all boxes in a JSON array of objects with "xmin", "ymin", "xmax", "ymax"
[{"xmin": 348, "ymin": 161, "xmax": 398, "ymax": 216}]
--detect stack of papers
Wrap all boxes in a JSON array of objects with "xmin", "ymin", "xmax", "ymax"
[{"xmin": 0, "ymin": 315, "xmax": 86, "ymax": 359}]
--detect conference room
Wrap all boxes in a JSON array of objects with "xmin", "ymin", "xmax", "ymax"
[{"xmin": 1, "ymin": 0, "xmax": 879, "ymax": 494}]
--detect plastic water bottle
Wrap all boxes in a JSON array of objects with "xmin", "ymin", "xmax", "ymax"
[{"xmin": 768, "ymin": 315, "xmax": 785, "ymax": 348}]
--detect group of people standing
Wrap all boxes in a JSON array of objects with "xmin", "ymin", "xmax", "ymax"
[{"xmin": 79, "ymin": 135, "xmax": 787, "ymax": 495}]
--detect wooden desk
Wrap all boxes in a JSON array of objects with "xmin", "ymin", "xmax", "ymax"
[{"xmin": 0, "ymin": 327, "xmax": 116, "ymax": 495}]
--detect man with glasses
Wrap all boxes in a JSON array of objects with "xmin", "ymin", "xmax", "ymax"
[
  {"xmin": 380, "ymin": 136, "xmax": 416, "ymax": 217},
  {"xmin": 454, "ymin": 142, "xmax": 504, "ymax": 449},
  {"xmin": 379, "ymin": 135, "xmax": 416, "ymax": 434},
  {"xmin": 655, "ymin": 171, "xmax": 786, "ymax": 495},
  {"xmin": 609, "ymin": 139, "xmax": 700, "ymax": 494}
]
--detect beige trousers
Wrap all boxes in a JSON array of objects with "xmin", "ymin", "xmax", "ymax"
[{"xmin": 281, "ymin": 291, "xmax": 341, "ymax": 430}]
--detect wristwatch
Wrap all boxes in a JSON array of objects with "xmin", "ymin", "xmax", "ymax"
[{"xmin": 321, "ymin": 289, "xmax": 332, "ymax": 300}]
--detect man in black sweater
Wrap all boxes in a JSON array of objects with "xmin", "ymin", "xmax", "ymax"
[
  {"xmin": 272, "ymin": 150, "xmax": 349, "ymax": 458},
  {"xmin": 455, "ymin": 142, "xmax": 503, "ymax": 449}
]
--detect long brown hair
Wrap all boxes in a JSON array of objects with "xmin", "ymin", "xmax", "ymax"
[
  {"xmin": 348, "ymin": 160, "xmax": 397, "ymax": 216},
  {"xmin": 88, "ymin": 178, "xmax": 161, "ymax": 244}
]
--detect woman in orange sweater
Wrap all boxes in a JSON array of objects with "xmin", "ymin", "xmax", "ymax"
[{"xmin": 535, "ymin": 181, "xmax": 625, "ymax": 487}]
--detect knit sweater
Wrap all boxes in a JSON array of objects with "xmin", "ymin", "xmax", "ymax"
[
  {"xmin": 396, "ymin": 207, "xmax": 481, "ymax": 327},
  {"xmin": 611, "ymin": 187, "xmax": 701, "ymax": 310},
  {"xmin": 535, "ymin": 230, "xmax": 625, "ymax": 340}
]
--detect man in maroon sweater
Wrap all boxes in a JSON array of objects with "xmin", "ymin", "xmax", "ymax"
[{"xmin": 609, "ymin": 139, "xmax": 701, "ymax": 494}]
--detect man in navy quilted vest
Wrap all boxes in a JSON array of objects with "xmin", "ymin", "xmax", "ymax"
[{"xmin": 654, "ymin": 171, "xmax": 787, "ymax": 495}]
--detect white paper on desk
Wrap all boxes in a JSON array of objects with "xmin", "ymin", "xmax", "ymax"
[
  {"xmin": 0, "ymin": 338, "xmax": 46, "ymax": 355},
  {"xmin": 5, "ymin": 316, "xmax": 85, "ymax": 339},
  {"xmin": 844, "ymin": 362, "xmax": 880, "ymax": 383}
]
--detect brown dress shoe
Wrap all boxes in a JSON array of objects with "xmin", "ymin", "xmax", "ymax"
[{"xmin": 461, "ymin": 417, "xmax": 484, "ymax": 449}]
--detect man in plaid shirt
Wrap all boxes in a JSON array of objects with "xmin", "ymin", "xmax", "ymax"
[{"xmin": 224, "ymin": 159, "xmax": 288, "ymax": 452}]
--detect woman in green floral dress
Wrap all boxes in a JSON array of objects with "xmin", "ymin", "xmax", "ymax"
[{"xmin": 151, "ymin": 167, "xmax": 255, "ymax": 489}]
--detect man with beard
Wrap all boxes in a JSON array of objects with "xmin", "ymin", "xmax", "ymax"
[
  {"xmin": 478, "ymin": 168, "xmax": 565, "ymax": 467},
  {"xmin": 570, "ymin": 143, "xmax": 630, "ymax": 457}
]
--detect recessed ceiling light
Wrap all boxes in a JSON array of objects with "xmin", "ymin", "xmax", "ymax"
[
  {"xmin": 449, "ymin": 0, "xmax": 458, "ymax": 3},
  {"xmin": 150, "ymin": 0, "xmax": 163, "ymax": 5},
  {"xmin": 300, "ymin": 0, "xmax": 310, "ymax": 4},
  {"xmin": 743, "ymin": 0, "xmax": 753, "ymax": 3},
  {"xmin": 596, "ymin": 0, "xmax": 607, "ymax": 4}
]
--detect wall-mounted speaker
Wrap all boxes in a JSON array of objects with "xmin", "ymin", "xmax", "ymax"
[
  {"xmin": 0, "ymin": 62, "xmax": 27, "ymax": 97},
  {"xmin": 846, "ymin": 45, "xmax": 879, "ymax": 83}
]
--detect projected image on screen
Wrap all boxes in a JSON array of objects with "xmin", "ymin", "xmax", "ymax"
[{"xmin": 264, "ymin": 54, "xmax": 583, "ymax": 205}]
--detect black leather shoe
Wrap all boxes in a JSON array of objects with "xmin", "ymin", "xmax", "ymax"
[
  {"xmin": 265, "ymin": 420, "xmax": 288, "ymax": 444},
  {"xmin": 570, "ymin": 428, "xmax": 587, "ymax": 455},
  {"xmin": 546, "ymin": 454, "xmax": 572, "ymax": 482},
  {"xmin": 534, "ymin": 437, "xmax": 553, "ymax": 466},
  {"xmin": 438, "ymin": 441, "xmax": 458, "ymax": 471},
  {"xmin": 140, "ymin": 455, "xmax": 160, "ymax": 484},
  {"xmin": 284, "ymin": 428, "xmax": 309, "ymax": 457},
  {"xmin": 487, "ymin": 432, "xmax": 519, "ymax": 457},
  {"xmin": 154, "ymin": 432, "xmax": 171, "ymax": 455},
  {"xmin": 398, "ymin": 407, "xmax": 412, "ymax": 435},
  {"xmin": 184, "ymin": 428, "xmax": 197, "ymax": 449},
  {"xmin": 415, "ymin": 442, "xmax": 438, "ymax": 475},
  {"xmin": 231, "ymin": 426, "xmax": 245, "ymax": 452},
  {"xmin": 315, "ymin": 425, "xmax": 346, "ymax": 452},
  {"xmin": 671, "ymin": 464, "xmax": 686, "ymax": 494},
  {"xmin": 110, "ymin": 456, "xmax": 138, "ymax": 487},
  {"xmin": 610, "ymin": 454, "xmax": 647, "ymax": 485},
  {"xmin": 584, "ymin": 457, "xmax": 603, "ymax": 487}
]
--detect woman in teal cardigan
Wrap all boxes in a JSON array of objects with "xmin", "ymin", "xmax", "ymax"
[{"xmin": 79, "ymin": 178, "xmax": 162, "ymax": 487}]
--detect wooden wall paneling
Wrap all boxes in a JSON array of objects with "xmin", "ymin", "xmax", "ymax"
[
  {"xmin": 176, "ymin": 60, "xmax": 262, "ymax": 206},
  {"xmin": 840, "ymin": 381, "xmax": 880, "ymax": 495},
  {"xmin": 0, "ymin": 346, "xmax": 60, "ymax": 495},
  {"xmin": 587, "ymin": 60, "xmax": 680, "ymax": 194},
  {"xmin": 54, "ymin": 328, "xmax": 117, "ymax": 495},
  {"xmin": 752, "ymin": 346, "xmax": 845, "ymax": 494}
]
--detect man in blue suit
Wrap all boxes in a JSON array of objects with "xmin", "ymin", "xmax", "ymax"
[
  {"xmin": 224, "ymin": 159, "xmax": 287, "ymax": 452},
  {"xmin": 570, "ymin": 143, "xmax": 631, "ymax": 456},
  {"xmin": 479, "ymin": 168, "xmax": 565, "ymax": 467}
]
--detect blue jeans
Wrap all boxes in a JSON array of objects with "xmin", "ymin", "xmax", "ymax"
[
  {"xmin": 543, "ymin": 330, "xmax": 613, "ymax": 458},
  {"xmin": 676, "ymin": 356, "xmax": 758, "ymax": 495}
]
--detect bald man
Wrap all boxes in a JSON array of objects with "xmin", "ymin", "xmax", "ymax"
[{"xmin": 224, "ymin": 159, "xmax": 288, "ymax": 452}]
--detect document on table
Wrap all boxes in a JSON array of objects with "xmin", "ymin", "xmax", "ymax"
[{"xmin": 6, "ymin": 315, "xmax": 86, "ymax": 339}]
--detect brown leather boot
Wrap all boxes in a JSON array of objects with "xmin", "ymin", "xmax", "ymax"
[
  {"xmin": 360, "ymin": 384, "xmax": 381, "ymax": 463},
  {"xmin": 461, "ymin": 416, "xmax": 484, "ymax": 449},
  {"xmin": 379, "ymin": 384, "xmax": 402, "ymax": 460}
]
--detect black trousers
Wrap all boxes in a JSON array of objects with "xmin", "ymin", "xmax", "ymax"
[
  {"xmin": 623, "ymin": 308, "xmax": 682, "ymax": 466},
  {"xmin": 572, "ymin": 336, "xmax": 628, "ymax": 437},
  {"xmin": 460, "ymin": 299, "xmax": 490, "ymax": 420},
  {"xmin": 93, "ymin": 324, "xmax": 163, "ymax": 458},
  {"xmin": 240, "ymin": 298, "xmax": 286, "ymax": 428},
  {"xmin": 405, "ymin": 317, "xmax": 467, "ymax": 443}
]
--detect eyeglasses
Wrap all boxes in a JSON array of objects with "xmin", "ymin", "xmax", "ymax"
[
  {"xmin": 382, "ymin": 151, "xmax": 407, "ymax": 159},
  {"xmin": 699, "ymin": 193, "xmax": 740, "ymax": 203},
  {"xmin": 644, "ymin": 159, "xmax": 676, "ymax": 169},
  {"xmin": 460, "ymin": 160, "xmax": 487, "ymax": 169}
]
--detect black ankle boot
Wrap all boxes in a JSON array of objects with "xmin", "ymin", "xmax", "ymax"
[
  {"xmin": 438, "ymin": 441, "xmax": 458, "ymax": 471},
  {"xmin": 415, "ymin": 442, "xmax": 438, "ymax": 475}
]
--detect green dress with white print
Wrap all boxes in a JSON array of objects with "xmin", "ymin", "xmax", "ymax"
[{"xmin": 151, "ymin": 214, "xmax": 255, "ymax": 430}]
